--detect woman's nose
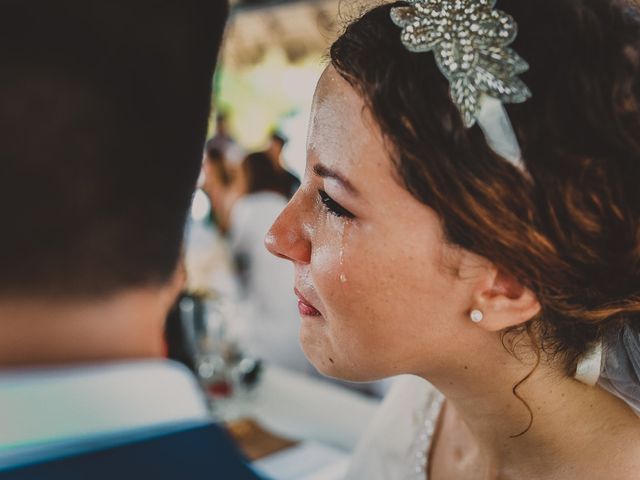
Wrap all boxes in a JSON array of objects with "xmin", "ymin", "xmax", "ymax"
[{"xmin": 265, "ymin": 199, "xmax": 311, "ymax": 264}]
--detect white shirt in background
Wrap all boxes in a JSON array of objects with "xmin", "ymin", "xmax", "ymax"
[{"xmin": 229, "ymin": 191, "xmax": 312, "ymax": 375}]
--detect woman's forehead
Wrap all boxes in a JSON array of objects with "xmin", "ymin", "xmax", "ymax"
[{"xmin": 308, "ymin": 66, "xmax": 388, "ymax": 176}]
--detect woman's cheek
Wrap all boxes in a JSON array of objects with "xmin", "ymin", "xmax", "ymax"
[
  {"xmin": 311, "ymin": 241, "xmax": 344, "ymax": 305},
  {"xmin": 311, "ymin": 214, "xmax": 347, "ymax": 281}
]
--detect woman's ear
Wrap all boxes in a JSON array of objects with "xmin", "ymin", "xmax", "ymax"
[{"xmin": 471, "ymin": 266, "xmax": 540, "ymax": 332}]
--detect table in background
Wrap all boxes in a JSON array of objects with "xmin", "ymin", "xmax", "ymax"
[
  {"xmin": 215, "ymin": 366, "xmax": 381, "ymax": 479},
  {"xmin": 216, "ymin": 366, "xmax": 380, "ymax": 451}
]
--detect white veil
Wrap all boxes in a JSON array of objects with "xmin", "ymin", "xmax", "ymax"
[{"xmin": 598, "ymin": 325, "xmax": 640, "ymax": 416}]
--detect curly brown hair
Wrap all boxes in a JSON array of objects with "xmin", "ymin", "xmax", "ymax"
[{"xmin": 330, "ymin": 0, "xmax": 640, "ymax": 374}]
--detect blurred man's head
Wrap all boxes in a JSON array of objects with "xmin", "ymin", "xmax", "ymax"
[
  {"xmin": 266, "ymin": 131, "xmax": 287, "ymax": 166},
  {"xmin": 242, "ymin": 152, "xmax": 283, "ymax": 195},
  {"xmin": 215, "ymin": 113, "xmax": 230, "ymax": 137},
  {"xmin": 0, "ymin": 0, "xmax": 227, "ymax": 298},
  {"xmin": 203, "ymin": 141, "xmax": 231, "ymax": 220},
  {"xmin": 204, "ymin": 141, "xmax": 231, "ymax": 189},
  {"xmin": 0, "ymin": 0, "xmax": 228, "ymax": 364}
]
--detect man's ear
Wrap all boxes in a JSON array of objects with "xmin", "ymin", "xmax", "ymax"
[{"xmin": 471, "ymin": 266, "xmax": 541, "ymax": 332}]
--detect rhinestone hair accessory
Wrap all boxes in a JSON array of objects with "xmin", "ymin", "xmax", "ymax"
[{"xmin": 390, "ymin": 0, "xmax": 531, "ymax": 128}]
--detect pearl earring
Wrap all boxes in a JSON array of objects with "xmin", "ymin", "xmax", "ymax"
[{"xmin": 470, "ymin": 310, "xmax": 484, "ymax": 323}]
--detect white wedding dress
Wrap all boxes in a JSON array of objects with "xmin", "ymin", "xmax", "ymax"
[{"xmin": 344, "ymin": 375, "xmax": 444, "ymax": 480}]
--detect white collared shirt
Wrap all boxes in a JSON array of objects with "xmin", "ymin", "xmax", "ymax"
[{"xmin": 0, "ymin": 360, "xmax": 210, "ymax": 469}]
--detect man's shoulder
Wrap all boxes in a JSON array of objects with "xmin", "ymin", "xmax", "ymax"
[
  {"xmin": 0, "ymin": 360, "xmax": 265, "ymax": 479},
  {"xmin": 0, "ymin": 360, "xmax": 240, "ymax": 475},
  {"xmin": 0, "ymin": 422, "xmax": 263, "ymax": 480},
  {"xmin": 0, "ymin": 360, "xmax": 210, "ymax": 451}
]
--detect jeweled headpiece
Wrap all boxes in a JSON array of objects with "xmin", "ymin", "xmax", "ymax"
[{"xmin": 390, "ymin": 0, "xmax": 531, "ymax": 168}]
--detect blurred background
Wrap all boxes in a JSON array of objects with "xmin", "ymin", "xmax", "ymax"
[
  {"xmin": 214, "ymin": 0, "xmax": 351, "ymax": 172},
  {"xmin": 164, "ymin": 1, "xmax": 392, "ymax": 478}
]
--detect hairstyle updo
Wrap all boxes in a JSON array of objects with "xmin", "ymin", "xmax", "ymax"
[{"xmin": 330, "ymin": 0, "xmax": 640, "ymax": 373}]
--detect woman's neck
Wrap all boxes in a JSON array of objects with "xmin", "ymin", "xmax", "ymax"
[{"xmin": 425, "ymin": 352, "xmax": 640, "ymax": 479}]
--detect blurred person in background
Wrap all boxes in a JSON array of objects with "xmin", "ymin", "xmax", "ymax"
[
  {"xmin": 228, "ymin": 152, "xmax": 310, "ymax": 374},
  {"xmin": 265, "ymin": 131, "xmax": 301, "ymax": 199},
  {"xmin": 209, "ymin": 112, "xmax": 246, "ymax": 168},
  {"xmin": 202, "ymin": 141, "xmax": 234, "ymax": 233},
  {"xmin": 0, "ymin": 1, "xmax": 261, "ymax": 478}
]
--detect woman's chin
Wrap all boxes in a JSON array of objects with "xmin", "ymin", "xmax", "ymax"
[
  {"xmin": 303, "ymin": 346, "xmax": 385, "ymax": 382},
  {"xmin": 300, "ymin": 325, "xmax": 386, "ymax": 382}
]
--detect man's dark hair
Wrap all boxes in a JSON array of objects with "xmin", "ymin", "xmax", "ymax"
[
  {"xmin": 204, "ymin": 140, "xmax": 230, "ymax": 186},
  {"xmin": 242, "ymin": 152, "xmax": 286, "ymax": 196},
  {"xmin": 0, "ymin": 0, "xmax": 228, "ymax": 297},
  {"xmin": 205, "ymin": 141, "xmax": 224, "ymax": 164}
]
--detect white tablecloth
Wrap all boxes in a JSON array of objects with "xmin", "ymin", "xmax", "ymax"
[
  {"xmin": 216, "ymin": 365, "xmax": 380, "ymax": 452},
  {"xmin": 219, "ymin": 366, "xmax": 381, "ymax": 480}
]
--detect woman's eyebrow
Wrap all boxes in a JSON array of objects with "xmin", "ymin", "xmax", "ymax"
[{"xmin": 313, "ymin": 163, "xmax": 360, "ymax": 196}]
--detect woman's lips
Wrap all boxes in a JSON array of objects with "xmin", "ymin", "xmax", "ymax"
[
  {"xmin": 294, "ymin": 288, "xmax": 322, "ymax": 317},
  {"xmin": 297, "ymin": 299, "xmax": 321, "ymax": 316}
]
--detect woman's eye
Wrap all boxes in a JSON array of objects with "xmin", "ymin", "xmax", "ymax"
[{"xmin": 318, "ymin": 190, "xmax": 355, "ymax": 219}]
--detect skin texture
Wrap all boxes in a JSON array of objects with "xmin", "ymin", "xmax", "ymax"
[
  {"xmin": 266, "ymin": 66, "xmax": 640, "ymax": 479},
  {"xmin": 267, "ymin": 66, "xmax": 539, "ymax": 383},
  {"xmin": 0, "ymin": 269, "xmax": 184, "ymax": 366}
]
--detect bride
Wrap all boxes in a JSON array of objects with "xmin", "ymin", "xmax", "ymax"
[{"xmin": 266, "ymin": 0, "xmax": 640, "ymax": 478}]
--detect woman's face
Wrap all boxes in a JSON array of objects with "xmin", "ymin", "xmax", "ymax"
[{"xmin": 266, "ymin": 66, "xmax": 487, "ymax": 382}]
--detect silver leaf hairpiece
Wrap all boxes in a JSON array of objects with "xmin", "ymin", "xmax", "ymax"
[{"xmin": 390, "ymin": 0, "xmax": 531, "ymax": 128}]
